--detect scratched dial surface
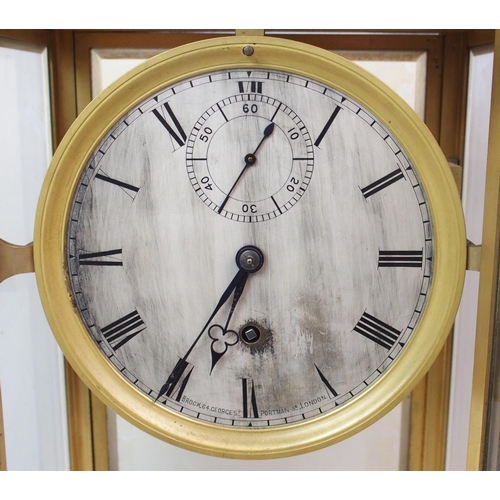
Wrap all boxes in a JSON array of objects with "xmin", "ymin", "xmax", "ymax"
[{"xmin": 68, "ymin": 69, "xmax": 433, "ymax": 427}]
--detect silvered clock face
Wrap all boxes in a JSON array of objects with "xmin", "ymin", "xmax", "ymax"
[{"xmin": 68, "ymin": 68, "xmax": 433, "ymax": 428}]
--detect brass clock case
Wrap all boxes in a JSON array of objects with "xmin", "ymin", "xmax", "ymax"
[{"xmin": 34, "ymin": 36, "xmax": 466, "ymax": 459}]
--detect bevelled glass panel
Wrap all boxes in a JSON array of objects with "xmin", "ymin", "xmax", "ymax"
[
  {"xmin": 446, "ymin": 44, "xmax": 494, "ymax": 471},
  {"xmin": 0, "ymin": 40, "xmax": 69, "ymax": 471}
]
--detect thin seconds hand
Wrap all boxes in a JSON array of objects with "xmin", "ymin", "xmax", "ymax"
[
  {"xmin": 155, "ymin": 246, "xmax": 264, "ymax": 402},
  {"xmin": 218, "ymin": 122, "xmax": 275, "ymax": 213}
]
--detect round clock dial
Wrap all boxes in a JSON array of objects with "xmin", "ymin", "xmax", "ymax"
[
  {"xmin": 69, "ymin": 68, "xmax": 431, "ymax": 426},
  {"xmin": 35, "ymin": 37, "xmax": 465, "ymax": 458}
]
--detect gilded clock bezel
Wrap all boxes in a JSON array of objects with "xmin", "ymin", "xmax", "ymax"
[{"xmin": 34, "ymin": 36, "xmax": 466, "ymax": 459}]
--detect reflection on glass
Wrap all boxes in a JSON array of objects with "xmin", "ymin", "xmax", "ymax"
[
  {"xmin": 0, "ymin": 39, "xmax": 69, "ymax": 470},
  {"xmin": 445, "ymin": 44, "xmax": 493, "ymax": 471},
  {"xmin": 91, "ymin": 49, "xmax": 163, "ymax": 97},
  {"xmin": 336, "ymin": 50, "xmax": 427, "ymax": 119}
]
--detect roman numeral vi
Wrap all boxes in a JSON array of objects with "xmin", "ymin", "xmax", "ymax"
[{"xmin": 242, "ymin": 378, "xmax": 259, "ymax": 418}]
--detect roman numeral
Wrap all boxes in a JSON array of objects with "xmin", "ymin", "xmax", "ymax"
[
  {"xmin": 353, "ymin": 312, "xmax": 400, "ymax": 350},
  {"xmin": 378, "ymin": 250, "xmax": 423, "ymax": 268},
  {"xmin": 157, "ymin": 358, "xmax": 193, "ymax": 402},
  {"xmin": 314, "ymin": 106, "xmax": 341, "ymax": 147},
  {"xmin": 242, "ymin": 378, "xmax": 259, "ymax": 418},
  {"xmin": 101, "ymin": 310, "xmax": 145, "ymax": 350},
  {"xmin": 361, "ymin": 168, "xmax": 405, "ymax": 199},
  {"xmin": 237, "ymin": 81, "xmax": 263, "ymax": 93},
  {"xmin": 79, "ymin": 249, "xmax": 122, "ymax": 266},
  {"xmin": 95, "ymin": 172, "xmax": 140, "ymax": 199},
  {"xmin": 152, "ymin": 102, "xmax": 187, "ymax": 149},
  {"xmin": 315, "ymin": 365, "xmax": 338, "ymax": 397}
]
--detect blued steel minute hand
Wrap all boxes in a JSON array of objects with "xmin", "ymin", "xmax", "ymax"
[
  {"xmin": 208, "ymin": 271, "xmax": 249, "ymax": 373},
  {"xmin": 156, "ymin": 246, "xmax": 264, "ymax": 401}
]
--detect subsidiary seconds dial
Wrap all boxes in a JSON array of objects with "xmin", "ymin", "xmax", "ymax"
[{"xmin": 186, "ymin": 94, "xmax": 314, "ymax": 222}]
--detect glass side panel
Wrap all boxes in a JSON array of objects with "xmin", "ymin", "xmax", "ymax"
[
  {"xmin": 91, "ymin": 48, "xmax": 428, "ymax": 119},
  {"xmin": 336, "ymin": 50, "xmax": 427, "ymax": 119},
  {"xmin": 446, "ymin": 44, "xmax": 494, "ymax": 471},
  {"xmin": 488, "ymin": 270, "xmax": 500, "ymax": 470},
  {"xmin": 485, "ymin": 49, "xmax": 500, "ymax": 471},
  {"xmin": 0, "ymin": 40, "xmax": 69, "ymax": 470},
  {"xmin": 91, "ymin": 47, "xmax": 425, "ymax": 470},
  {"xmin": 91, "ymin": 48, "xmax": 164, "ymax": 97}
]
